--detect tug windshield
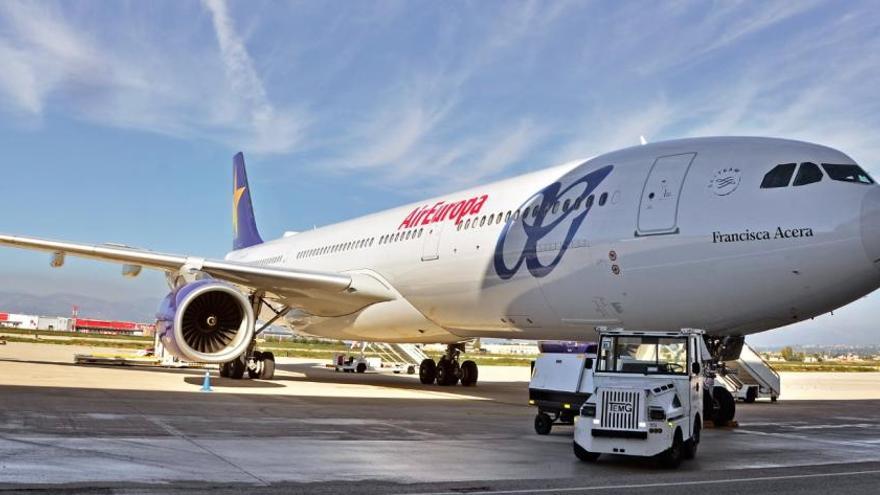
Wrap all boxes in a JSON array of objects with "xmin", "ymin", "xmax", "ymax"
[{"xmin": 597, "ymin": 335, "xmax": 688, "ymax": 375}]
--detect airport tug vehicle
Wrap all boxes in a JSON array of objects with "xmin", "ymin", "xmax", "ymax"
[{"xmin": 573, "ymin": 329, "xmax": 709, "ymax": 468}]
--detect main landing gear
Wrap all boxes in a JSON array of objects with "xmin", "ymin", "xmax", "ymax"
[
  {"xmin": 219, "ymin": 294, "xmax": 287, "ymax": 381},
  {"xmin": 419, "ymin": 344, "xmax": 478, "ymax": 387},
  {"xmin": 219, "ymin": 349, "xmax": 276, "ymax": 380}
]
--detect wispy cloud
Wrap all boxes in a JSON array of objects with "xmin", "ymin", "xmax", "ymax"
[
  {"xmin": 0, "ymin": 0, "xmax": 304, "ymax": 153},
  {"xmin": 202, "ymin": 0, "xmax": 304, "ymax": 153}
]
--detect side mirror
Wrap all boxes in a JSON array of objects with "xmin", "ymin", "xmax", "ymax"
[{"xmin": 691, "ymin": 362, "xmax": 701, "ymax": 375}]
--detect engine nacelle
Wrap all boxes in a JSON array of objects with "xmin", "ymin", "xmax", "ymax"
[{"xmin": 156, "ymin": 279, "xmax": 255, "ymax": 363}]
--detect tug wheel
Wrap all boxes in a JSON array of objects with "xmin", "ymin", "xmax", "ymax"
[
  {"xmin": 658, "ymin": 429, "xmax": 684, "ymax": 468},
  {"xmin": 573, "ymin": 442, "xmax": 600, "ymax": 462},
  {"xmin": 534, "ymin": 413, "xmax": 553, "ymax": 435}
]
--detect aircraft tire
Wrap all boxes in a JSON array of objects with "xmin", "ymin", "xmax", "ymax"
[
  {"xmin": 436, "ymin": 359, "xmax": 459, "ymax": 386},
  {"xmin": 260, "ymin": 352, "xmax": 275, "ymax": 380},
  {"xmin": 419, "ymin": 358, "xmax": 437, "ymax": 384},
  {"xmin": 356, "ymin": 362, "xmax": 367, "ymax": 373},
  {"xmin": 247, "ymin": 351, "xmax": 263, "ymax": 379},
  {"xmin": 229, "ymin": 357, "xmax": 246, "ymax": 379},
  {"xmin": 713, "ymin": 386, "xmax": 736, "ymax": 425},
  {"xmin": 460, "ymin": 360, "xmax": 478, "ymax": 386},
  {"xmin": 744, "ymin": 386, "xmax": 758, "ymax": 403}
]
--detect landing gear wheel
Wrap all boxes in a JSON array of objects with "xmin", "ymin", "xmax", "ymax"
[
  {"xmin": 658, "ymin": 429, "xmax": 684, "ymax": 468},
  {"xmin": 771, "ymin": 395, "xmax": 778, "ymax": 403},
  {"xmin": 683, "ymin": 420, "xmax": 700, "ymax": 460},
  {"xmin": 534, "ymin": 413, "xmax": 553, "ymax": 435},
  {"xmin": 744, "ymin": 386, "xmax": 758, "ymax": 403},
  {"xmin": 460, "ymin": 360, "xmax": 478, "ymax": 386},
  {"xmin": 247, "ymin": 351, "xmax": 263, "ymax": 379},
  {"xmin": 436, "ymin": 359, "xmax": 459, "ymax": 386},
  {"xmin": 713, "ymin": 387, "xmax": 736, "ymax": 425},
  {"xmin": 228, "ymin": 357, "xmax": 245, "ymax": 379},
  {"xmin": 419, "ymin": 358, "xmax": 437, "ymax": 384},
  {"xmin": 356, "ymin": 362, "xmax": 367, "ymax": 374},
  {"xmin": 406, "ymin": 365, "xmax": 416, "ymax": 375},
  {"xmin": 259, "ymin": 351, "xmax": 275, "ymax": 380},
  {"xmin": 219, "ymin": 362, "xmax": 231, "ymax": 378},
  {"xmin": 573, "ymin": 442, "xmax": 600, "ymax": 462}
]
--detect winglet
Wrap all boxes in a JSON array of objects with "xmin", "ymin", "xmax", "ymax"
[{"xmin": 232, "ymin": 152, "xmax": 264, "ymax": 250}]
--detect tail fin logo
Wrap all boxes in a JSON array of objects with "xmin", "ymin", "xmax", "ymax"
[{"xmin": 232, "ymin": 168, "xmax": 247, "ymax": 238}]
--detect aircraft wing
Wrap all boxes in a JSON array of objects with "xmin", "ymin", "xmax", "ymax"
[{"xmin": 0, "ymin": 234, "xmax": 395, "ymax": 316}]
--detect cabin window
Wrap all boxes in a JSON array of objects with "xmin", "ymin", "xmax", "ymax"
[
  {"xmin": 552, "ymin": 201, "xmax": 560, "ymax": 214},
  {"xmin": 761, "ymin": 163, "xmax": 796, "ymax": 188},
  {"xmin": 562, "ymin": 199, "xmax": 571, "ymax": 212},
  {"xmin": 532, "ymin": 206, "xmax": 540, "ymax": 219},
  {"xmin": 487, "ymin": 214, "xmax": 494, "ymax": 225},
  {"xmin": 521, "ymin": 207, "xmax": 529, "ymax": 219},
  {"xmin": 480, "ymin": 216, "xmax": 486, "ymax": 227},
  {"xmin": 598, "ymin": 192, "xmax": 608, "ymax": 206},
  {"xmin": 465, "ymin": 219, "xmax": 471, "ymax": 229},
  {"xmin": 822, "ymin": 163, "xmax": 874, "ymax": 184},
  {"xmin": 505, "ymin": 211, "xmax": 511, "ymax": 222},
  {"xmin": 513, "ymin": 210, "xmax": 520, "ymax": 220}
]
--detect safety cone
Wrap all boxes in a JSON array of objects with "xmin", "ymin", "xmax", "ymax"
[{"xmin": 201, "ymin": 371, "xmax": 213, "ymax": 392}]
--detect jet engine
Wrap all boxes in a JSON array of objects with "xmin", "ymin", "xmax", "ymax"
[{"xmin": 156, "ymin": 279, "xmax": 255, "ymax": 363}]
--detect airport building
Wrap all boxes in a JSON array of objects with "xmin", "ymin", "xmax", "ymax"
[{"xmin": 1, "ymin": 311, "xmax": 154, "ymax": 336}]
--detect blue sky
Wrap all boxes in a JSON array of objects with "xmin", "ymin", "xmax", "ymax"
[{"xmin": 0, "ymin": 0, "xmax": 879, "ymax": 345}]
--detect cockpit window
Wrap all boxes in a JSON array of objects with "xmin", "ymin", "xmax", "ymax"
[
  {"xmin": 821, "ymin": 164, "xmax": 874, "ymax": 184},
  {"xmin": 793, "ymin": 162, "xmax": 823, "ymax": 186},
  {"xmin": 761, "ymin": 163, "xmax": 796, "ymax": 188}
]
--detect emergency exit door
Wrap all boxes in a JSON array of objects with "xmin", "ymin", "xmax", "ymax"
[{"xmin": 636, "ymin": 153, "xmax": 696, "ymax": 235}]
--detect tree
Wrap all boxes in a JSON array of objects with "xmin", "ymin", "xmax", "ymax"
[{"xmin": 780, "ymin": 346, "xmax": 799, "ymax": 362}]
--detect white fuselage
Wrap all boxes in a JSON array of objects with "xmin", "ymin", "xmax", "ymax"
[{"xmin": 226, "ymin": 137, "xmax": 880, "ymax": 344}]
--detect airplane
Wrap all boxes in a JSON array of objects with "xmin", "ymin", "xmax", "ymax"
[{"xmin": 2, "ymin": 136, "xmax": 878, "ymax": 416}]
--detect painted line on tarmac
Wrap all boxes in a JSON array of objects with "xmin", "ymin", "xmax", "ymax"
[
  {"xmin": 406, "ymin": 469, "xmax": 880, "ymax": 495},
  {"xmin": 735, "ymin": 427, "xmax": 880, "ymax": 449}
]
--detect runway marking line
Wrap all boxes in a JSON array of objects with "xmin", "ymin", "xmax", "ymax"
[{"xmin": 406, "ymin": 468, "xmax": 880, "ymax": 495}]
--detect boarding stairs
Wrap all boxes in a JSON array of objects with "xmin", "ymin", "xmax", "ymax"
[
  {"xmin": 721, "ymin": 342, "xmax": 781, "ymax": 401},
  {"xmin": 360, "ymin": 342, "xmax": 429, "ymax": 371}
]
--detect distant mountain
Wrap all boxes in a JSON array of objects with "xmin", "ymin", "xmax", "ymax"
[{"xmin": 0, "ymin": 291, "xmax": 158, "ymax": 322}]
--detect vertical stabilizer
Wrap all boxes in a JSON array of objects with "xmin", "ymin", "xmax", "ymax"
[{"xmin": 232, "ymin": 152, "xmax": 264, "ymax": 250}]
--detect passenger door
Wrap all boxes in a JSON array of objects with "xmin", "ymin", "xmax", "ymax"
[
  {"xmin": 636, "ymin": 153, "xmax": 696, "ymax": 235},
  {"xmin": 420, "ymin": 224, "xmax": 443, "ymax": 261}
]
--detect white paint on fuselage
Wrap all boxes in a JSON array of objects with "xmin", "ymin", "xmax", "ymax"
[{"xmin": 227, "ymin": 137, "xmax": 880, "ymax": 344}]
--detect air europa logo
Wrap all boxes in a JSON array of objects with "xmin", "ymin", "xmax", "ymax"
[
  {"xmin": 399, "ymin": 195, "xmax": 489, "ymax": 230},
  {"xmin": 494, "ymin": 165, "xmax": 613, "ymax": 279}
]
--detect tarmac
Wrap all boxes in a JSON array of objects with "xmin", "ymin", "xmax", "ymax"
[{"xmin": 1, "ymin": 342, "xmax": 880, "ymax": 494}]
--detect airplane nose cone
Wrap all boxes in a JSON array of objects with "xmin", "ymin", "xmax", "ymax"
[{"xmin": 860, "ymin": 187, "xmax": 880, "ymax": 269}]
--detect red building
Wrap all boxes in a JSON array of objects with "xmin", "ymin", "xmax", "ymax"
[{"xmin": 73, "ymin": 318, "xmax": 155, "ymax": 336}]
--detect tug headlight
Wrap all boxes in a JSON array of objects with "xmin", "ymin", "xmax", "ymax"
[
  {"xmin": 649, "ymin": 407, "xmax": 666, "ymax": 420},
  {"xmin": 581, "ymin": 403, "xmax": 597, "ymax": 417}
]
